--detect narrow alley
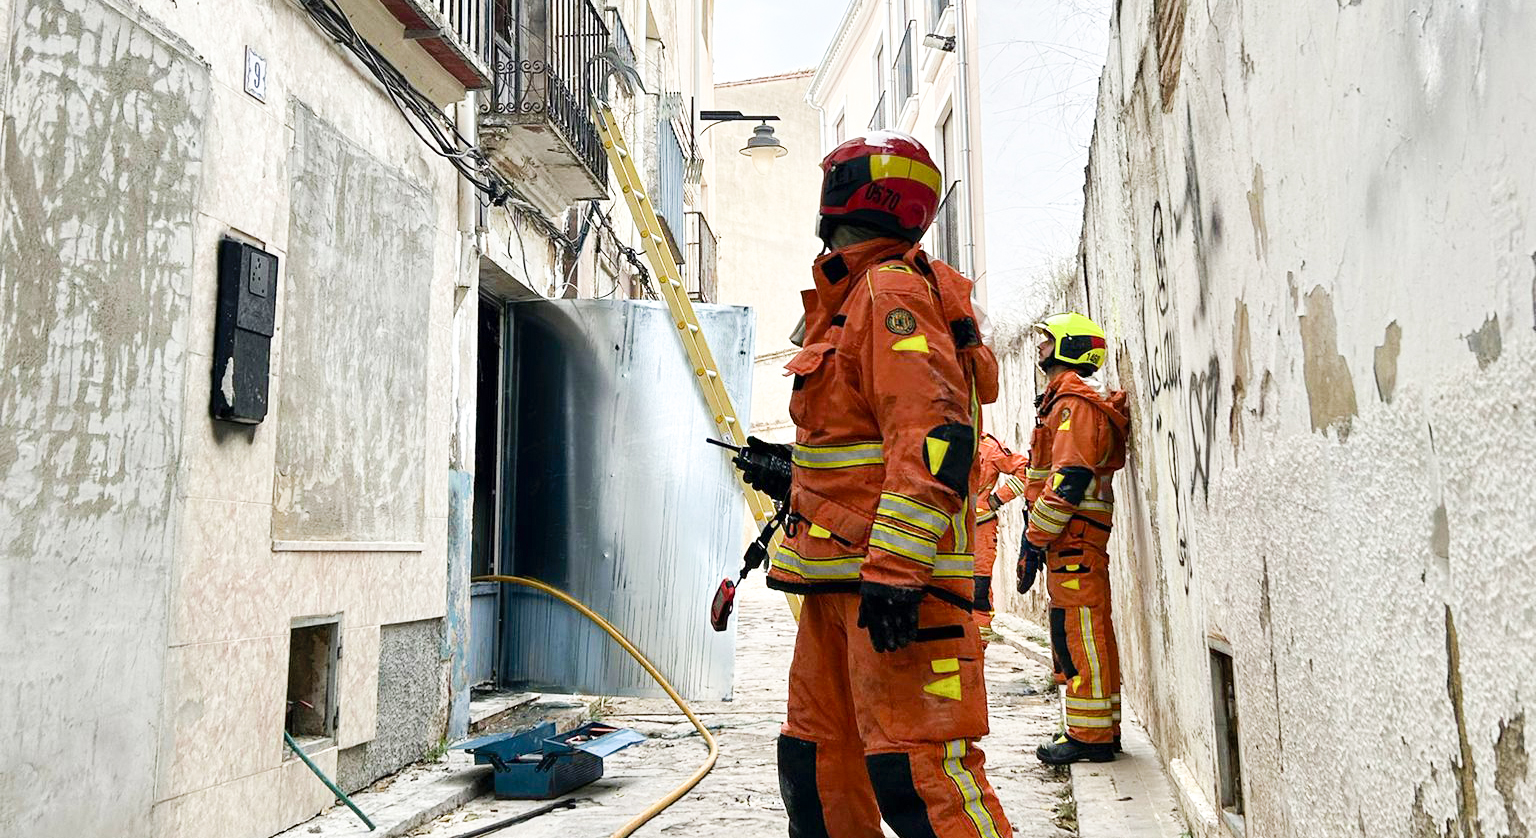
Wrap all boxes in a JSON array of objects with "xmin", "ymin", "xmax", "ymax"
[{"xmin": 410, "ymin": 581, "xmax": 1075, "ymax": 838}]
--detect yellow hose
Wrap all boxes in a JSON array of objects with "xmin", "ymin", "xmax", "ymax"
[{"xmin": 473, "ymin": 575, "xmax": 718, "ymax": 838}]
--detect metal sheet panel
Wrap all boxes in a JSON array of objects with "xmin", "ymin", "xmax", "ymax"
[{"xmin": 499, "ymin": 300, "xmax": 753, "ymax": 700}]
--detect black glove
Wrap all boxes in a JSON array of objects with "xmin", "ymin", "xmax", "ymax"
[
  {"xmin": 733, "ymin": 436, "xmax": 792, "ymax": 504},
  {"xmin": 1017, "ymin": 538, "xmax": 1046, "ymax": 595},
  {"xmin": 857, "ymin": 582, "xmax": 925, "ymax": 653}
]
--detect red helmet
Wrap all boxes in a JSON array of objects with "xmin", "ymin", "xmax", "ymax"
[{"xmin": 817, "ymin": 131, "xmax": 942, "ymax": 244}]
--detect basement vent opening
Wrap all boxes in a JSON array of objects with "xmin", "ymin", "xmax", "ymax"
[
  {"xmin": 1210, "ymin": 642, "xmax": 1246, "ymax": 835},
  {"xmin": 286, "ymin": 617, "xmax": 340, "ymax": 755}
]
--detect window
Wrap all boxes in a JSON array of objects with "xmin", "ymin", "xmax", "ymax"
[
  {"xmin": 1210, "ymin": 643, "xmax": 1246, "ymax": 834},
  {"xmin": 834, "ymin": 112, "xmax": 846, "ymax": 145},
  {"xmin": 872, "ymin": 41, "xmax": 887, "ymax": 122}
]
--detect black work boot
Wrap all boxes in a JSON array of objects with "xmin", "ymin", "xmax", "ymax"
[{"xmin": 1036, "ymin": 733, "xmax": 1116, "ymax": 765}]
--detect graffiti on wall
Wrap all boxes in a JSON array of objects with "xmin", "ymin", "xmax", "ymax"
[{"xmin": 1137, "ymin": 201, "xmax": 1223, "ymax": 592}]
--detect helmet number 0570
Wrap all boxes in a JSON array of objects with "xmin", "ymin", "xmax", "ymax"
[{"xmin": 863, "ymin": 183, "xmax": 902, "ymax": 212}]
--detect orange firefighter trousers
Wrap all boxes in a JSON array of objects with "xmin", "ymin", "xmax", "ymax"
[
  {"xmin": 1044, "ymin": 524, "xmax": 1122, "ymax": 743},
  {"xmin": 780, "ymin": 593, "xmax": 1012, "ymax": 838}
]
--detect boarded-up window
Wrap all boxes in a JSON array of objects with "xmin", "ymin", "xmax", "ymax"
[{"xmin": 1154, "ymin": 0, "xmax": 1188, "ymax": 111}]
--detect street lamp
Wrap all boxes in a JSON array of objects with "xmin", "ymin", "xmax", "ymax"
[{"xmin": 699, "ymin": 110, "xmax": 788, "ymax": 175}]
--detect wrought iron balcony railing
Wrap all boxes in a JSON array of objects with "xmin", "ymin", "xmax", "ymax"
[
  {"xmin": 484, "ymin": 0, "xmax": 610, "ymax": 188},
  {"xmin": 894, "ymin": 22, "xmax": 915, "ymax": 107},
  {"xmin": 869, "ymin": 91, "xmax": 887, "ymax": 130},
  {"xmin": 655, "ymin": 111, "xmax": 688, "ymax": 263},
  {"xmin": 685, "ymin": 211, "xmax": 717, "ymax": 304},
  {"xmin": 932, "ymin": 181, "xmax": 960, "ymax": 265},
  {"xmin": 928, "ymin": 0, "xmax": 951, "ymax": 30}
]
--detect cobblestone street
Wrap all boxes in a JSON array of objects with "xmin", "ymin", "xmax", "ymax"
[{"xmin": 414, "ymin": 580, "xmax": 1074, "ymax": 837}]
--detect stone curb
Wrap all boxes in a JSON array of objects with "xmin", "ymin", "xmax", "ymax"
[{"xmin": 988, "ymin": 615, "xmax": 1189, "ymax": 838}]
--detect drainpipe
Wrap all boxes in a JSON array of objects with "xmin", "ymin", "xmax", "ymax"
[{"xmin": 954, "ymin": 0, "xmax": 978, "ymax": 282}]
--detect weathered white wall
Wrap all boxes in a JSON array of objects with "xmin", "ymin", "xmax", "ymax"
[
  {"xmin": 1, "ymin": 0, "xmax": 474, "ymax": 835},
  {"xmin": 712, "ymin": 71, "xmax": 823, "ymax": 443},
  {"xmin": 0, "ymin": 1, "xmax": 207, "ymax": 834},
  {"xmin": 1024, "ymin": 0, "xmax": 1536, "ymax": 835}
]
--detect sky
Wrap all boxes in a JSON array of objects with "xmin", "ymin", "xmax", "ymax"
[{"xmin": 713, "ymin": 0, "xmax": 847, "ymax": 83}]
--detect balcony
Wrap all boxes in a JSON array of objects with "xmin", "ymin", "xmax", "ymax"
[
  {"xmin": 931, "ymin": 181, "xmax": 960, "ymax": 265},
  {"xmin": 893, "ymin": 22, "xmax": 915, "ymax": 109},
  {"xmin": 652, "ymin": 97, "xmax": 691, "ymax": 264},
  {"xmin": 602, "ymin": 6, "xmax": 634, "ymax": 99},
  {"xmin": 479, "ymin": 0, "xmax": 610, "ymax": 215},
  {"xmin": 927, "ymin": 0, "xmax": 950, "ymax": 31},
  {"xmin": 868, "ymin": 91, "xmax": 887, "ymax": 131},
  {"xmin": 685, "ymin": 212, "xmax": 717, "ymax": 304},
  {"xmin": 332, "ymin": 0, "xmax": 493, "ymax": 104}
]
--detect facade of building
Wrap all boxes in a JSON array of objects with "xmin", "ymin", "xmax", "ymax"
[
  {"xmin": 1000, "ymin": 0, "xmax": 1536, "ymax": 836},
  {"xmin": 710, "ymin": 70, "xmax": 822, "ymax": 443},
  {"xmin": 0, "ymin": 0, "xmax": 716, "ymax": 836},
  {"xmin": 806, "ymin": 0, "xmax": 987, "ymax": 295}
]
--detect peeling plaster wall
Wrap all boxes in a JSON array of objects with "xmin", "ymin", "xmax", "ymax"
[
  {"xmin": 1043, "ymin": 0, "xmax": 1536, "ymax": 835},
  {"xmin": 0, "ymin": 0, "xmax": 474, "ymax": 835},
  {"xmin": 0, "ymin": 1, "xmax": 207, "ymax": 834}
]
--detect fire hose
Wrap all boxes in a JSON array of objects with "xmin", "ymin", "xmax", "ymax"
[{"xmin": 473, "ymin": 575, "xmax": 718, "ymax": 838}]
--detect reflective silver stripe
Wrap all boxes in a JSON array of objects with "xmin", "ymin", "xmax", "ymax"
[
  {"xmin": 1079, "ymin": 499, "xmax": 1113, "ymax": 514},
  {"xmin": 1004, "ymin": 475, "xmax": 1027, "ymax": 495},
  {"xmin": 869, "ymin": 522, "xmax": 937, "ymax": 565},
  {"xmin": 934, "ymin": 553, "xmax": 973, "ymax": 577},
  {"xmin": 792, "ymin": 441, "xmax": 884, "ymax": 469},
  {"xmin": 941, "ymin": 740, "xmax": 1004, "ymax": 838},
  {"xmin": 876, "ymin": 492, "xmax": 949, "ymax": 539},
  {"xmin": 1026, "ymin": 467, "xmax": 1050, "ymax": 481},
  {"xmin": 1064, "ymin": 714, "xmax": 1116, "ymax": 728},
  {"xmin": 951, "ymin": 504, "xmax": 969, "ymax": 553},
  {"xmin": 770, "ymin": 546, "xmax": 862, "ymax": 580},
  {"xmin": 975, "ymin": 509, "xmax": 997, "ymax": 524}
]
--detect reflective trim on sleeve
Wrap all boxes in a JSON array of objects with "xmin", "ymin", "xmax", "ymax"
[
  {"xmin": 1078, "ymin": 498, "xmax": 1114, "ymax": 515},
  {"xmin": 1025, "ymin": 467, "xmax": 1051, "ymax": 482},
  {"xmin": 877, "ymin": 492, "xmax": 950, "ymax": 539},
  {"xmin": 869, "ymin": 521, "xmax": 938, "ymax": 565},
  {"xmin": 1029, "ymin": 503, "xmax": 1072, "ymax": 535},
  {"xmin": 975, "ymin": 509, "xmax": 997, "ymax": 524},
  {"xmin": 1004, "ymin": 475, "xmax": 1028, "ymax": 495},
  {"xmin": 792, "ymin": 441, "xmax": 885, "ymax": 469}
]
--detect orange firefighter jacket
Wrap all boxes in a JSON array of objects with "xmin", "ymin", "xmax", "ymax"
[
  {"xmin": 766, "ymin": 238, "xmax": 999, "ymax": 606},
  {"xmin": 972, "ymin": 434, "xmax": 1029, "ymax": 578},
  {"xmin": 974, "ymin": 434, "xmax": 1029, "ymax": 527},
  {"xmin": 1023, "ymin": 370, "xmax": 1130, "ymax": 550}
]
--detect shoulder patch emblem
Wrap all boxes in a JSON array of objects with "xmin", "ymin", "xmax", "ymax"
[
  {"xmin": 1058, "ymin": 407, "xmax": 1073, "ymax": 431},
  {"xmin": 885, "ymin": 308, "xmax": 917, "ymax": 335}
]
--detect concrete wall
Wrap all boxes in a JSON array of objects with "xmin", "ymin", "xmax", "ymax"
[
  {"xmin": 0, "ymin": 0, "xmax": 476, "ymax": 834},
  {"xmin": 711, "ymin": 71, "xmax": 822, "ymax": 443},
  {"xmin": 1033, "ymin": 0, "xmax": 1536, "ymax": 835},
  {"xmin": 0, "ymin": 1, "xmax": 207, "ymax": 834}
]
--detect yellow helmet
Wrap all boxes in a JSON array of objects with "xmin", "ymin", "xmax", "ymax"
[{"xmin": 1034, "ymin": 312, "xmax": 1108, "ymax": 371}]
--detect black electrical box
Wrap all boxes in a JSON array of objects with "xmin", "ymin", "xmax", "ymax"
[{"xmin": 211, "ymin": 238, "xmax": 279, "ymax": 424}]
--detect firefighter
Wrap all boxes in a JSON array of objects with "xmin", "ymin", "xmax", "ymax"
[
  {"xmin": 972, "ymin": 433, "xmax": 1028, "ymax": 644},
  {"xmin": 737, "ymin": 132, "xmax": 1012, "ymax": 838},
  {"xmin": 1016, "ymin": 312, "xmax": 1130, "ymax": 765}
]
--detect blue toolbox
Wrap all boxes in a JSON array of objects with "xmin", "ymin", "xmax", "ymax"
[{"xmin": 457, "ymin": 721, "xmax": 646, "ymax": 800}]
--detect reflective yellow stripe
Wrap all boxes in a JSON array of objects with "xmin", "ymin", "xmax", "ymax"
[
  {"xmin": 940, "ymin": 740, "xmax": 1003, "ymax": 838},
  {"xmin": 869, "ymin": 522, "xmax": 938, "ymax": 565},
  {"xmin": 1026, "ymin": 467, "xmax": 1050, "ymax": 481},
  {"xmin": 1065, "ymin": 714, "xmax": 1116, "ymax": 728},
  {"xmin": 1004, "ymin": 475, "xmax": 1028, "ymax": 495},
  {"xmin": 950, "ymin": 505, "xmax": 969, "ymax": 553},
  {"xmin": 1029, "ymin": 508, "xmax": 1068, "ymax": 535},
  {"xmin": 770, "ymin": 546, "xmax": 861, "ymax": 580},
  {"xmin": 1065, "ymin": 696, "xmax": 1115, "ymax": 710},
  {"xmin": 934, "ymin": 553, "xmax": 973, "ymax": 578},
  {"xmin": 1078, "ymin": 607, "xmax": 1103, "ymax": 698},
  {"xmin": 792, "ymin": 441, "xmax": 884, "ymax": 469},
  {"xmin": 869, "ymin": 153, "xmax": 944, "ymax": 194},
  {"xmin": 975, "ymin": 509, "xmax": 997, "ymax": 524},
  {"xmin": 876, "ymin": 493, "xmax": 949, "ymax": 539},
  {"xmin": 1079, "ymin": 498, "xmax": 1113, "ymax": 514}
]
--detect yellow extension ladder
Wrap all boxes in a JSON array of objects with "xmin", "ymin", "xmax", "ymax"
[{"xmin": 593, "ymin": 104, "xmax": 801, "ymax": 619}]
